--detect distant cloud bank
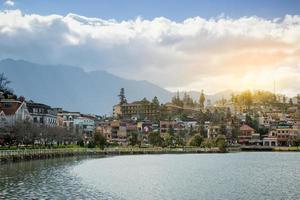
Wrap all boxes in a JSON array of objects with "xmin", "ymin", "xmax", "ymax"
[{"xmin": 0, "ymin": 10, "xmax": 300, "ymax": 95}]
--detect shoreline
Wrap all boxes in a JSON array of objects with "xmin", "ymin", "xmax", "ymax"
[
  {"xmin": 0, "ymin": 147, "xmax": 222, "ymax": 163},
  {"xmin": 1, "ymin": 146, "xmax": 299, "ymax": 163}
]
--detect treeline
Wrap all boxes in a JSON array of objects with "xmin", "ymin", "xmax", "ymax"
[
  {"xmin": 0, "ymin": 121, "xmax": 79, "ymax": 147},
  {"xmin": 147, "ymin": 132, "xmax": 227, "ymax": 152},
  {"xmin": 231, "ymin": 90, "xmax": 300, "ymax": 110},
  {"xmin": 171, "ymin": 90, "xmax": 205, "ymax": 108}
]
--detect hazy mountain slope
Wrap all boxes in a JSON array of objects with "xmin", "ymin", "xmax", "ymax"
[{"xmin": 0, "ymin": 59, "xmax": 173, "ymax": 114}]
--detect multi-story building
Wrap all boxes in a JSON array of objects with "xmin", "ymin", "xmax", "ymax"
[
  {"xmin": 160, "ymin": 120, "xmax": 185, "ymax": 136},
  {"xmin": 238, "ymin": 124, "xmax": 256, "ymax": 145},
  {"xmin": 27, "ymin": 102, "xmax": 57, "ymax": 127},
  {"xmin": 57, "ymin": 111, "xmax": 81, "ymax": 131},
  {"xmin": 263, "ymin": 127, "xmax": 298, "ymax": 146},
  {"xmin": 74, "ymin": 116, "xmax": 95, "ymax": 136},
  {"xmin": 95, "ymin": 121, "xmax": 112, "ymax": 139},
  {"xmin": 113, "ymin": 99, "xmax": 159, "ymax": 120}
]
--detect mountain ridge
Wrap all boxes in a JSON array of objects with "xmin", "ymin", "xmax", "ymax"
[
  {"xmin": 0, "ymin": 59, "xmax": 173, "ymax": 114},
  {"xmin": 0, "ymin": 59, "xmax": 234, "ymax": 114}
]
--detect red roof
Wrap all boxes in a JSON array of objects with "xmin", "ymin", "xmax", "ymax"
[
  {"xmin": 0, "ymin": 100, "xmax": 23, "ymax": 115},
  {"xmin": 240, "ymin": 124, "xmax": 255, "ymax": 131}
]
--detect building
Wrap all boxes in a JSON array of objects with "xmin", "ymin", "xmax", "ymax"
[
  {"xmin": 0, "ymin": 99, "xmax": 32, "ymax": 127},
  {"xmin": 114, "ymin": 99, "xmax": 159, "ymax": 120},
  {"xmin": 74, "ymin": 116, "xmax": 95, "ymax": 136},
  {"xmin": 27, "ymin": 102, "xmax": 57, "ymax": 127},
  {"xmin": 57, "ymin": 111, "xmax": 81, "ymax": 131},
  {"xmin": 95, "ymin": 121, "xmax": 112, "ymax": 140},
  {"xmin": 160, "ymin": 120, "xmax": 185, "ymax": 136},
  {"xmin": 238, "ymin": 124, "xmax": 256, "ymax": 145},
  {"xmin": 275, "ymin": 127, "xmax": 298, "ymax": 146},
  {"xmin": 113, "ymin": 104, "xmax": 122, "ymax": 118},
  {"xmin": 137, "ymin": 121, "xmax": 153, "ymax": 133}
]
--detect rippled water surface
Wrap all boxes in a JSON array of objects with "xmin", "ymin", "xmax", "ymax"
[{"xmin": 1, "ymin": 153, "xmax": 300, "ymax": 200}]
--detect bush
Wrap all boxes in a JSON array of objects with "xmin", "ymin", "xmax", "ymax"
[
  {"xmin": 189, "ymin": 134, "xmax": 203, "ymax": 147},
  {"xmin": 87, "ymin": 141, "xmax": 96, "ymax": 148},
  {"xmin": 77, "ymin": 139, "xmax": 84, "ymax": 147},
  {"xmin": 215, "ymin": 135, "xmax": 226, "ymax": 152}
]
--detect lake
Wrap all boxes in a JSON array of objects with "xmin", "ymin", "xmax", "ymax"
[{"xmin": 1, "ymin": 152, "xmax": 300, "ymax": 200}]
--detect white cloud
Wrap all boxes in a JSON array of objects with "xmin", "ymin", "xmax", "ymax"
[
  {"xmin": 0, "ymin": 10, "xmax": 300, "ymax": 95},
  {"xmin": 4, "ymin": 0, "xmax": 14, "ymax": 6}
]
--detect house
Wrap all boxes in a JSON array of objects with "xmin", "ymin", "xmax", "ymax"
[
  {"xmin": 107, "ymin": 120, "xmax": 131, "ymax": 145},
  {"xmin": 57, "ymin": 111, "xmax": 81, "ymax": 131},
  {"xmin": 275, "ymin": 127, "xmax": 298, "ymax": 146},
  {"xmin": 0, "ymin": 99, "xmax": 32, "ymax": 127},
  {"xmin": 137, "ymin": 121, "xmax": 153, "ymax": 133},
  {"xmin": 160, "ymin": 120, "xmax": 186, "ymax": 137},
  {"xmin": 27, "ymin": 102, "xmax": 57, "ymax": 127},
  {"xmin": 74, "ymin": 116, "xmax": 95, "ymax": 136},
  {"xmin": 262, "ymin": 130, "xmax": 278, "ymax": 147},
  {"xmin": 95, "ymin": 121, "xmax": 112, "ymax": 140},
  {"xmin": 238, "ymin": 124, "xmax": 255, "ymax": 145}
]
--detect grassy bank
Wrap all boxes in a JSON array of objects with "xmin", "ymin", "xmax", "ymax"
[{"xmin": 273, "ymin": 147, "xmax": 300, "ymax": 151}]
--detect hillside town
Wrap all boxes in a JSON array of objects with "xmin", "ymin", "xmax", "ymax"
[{"xmin": 1, "ymin": 73, "xmax": 300, "ymax": 149}]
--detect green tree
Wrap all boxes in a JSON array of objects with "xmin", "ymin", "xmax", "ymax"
[
  {"xmin": 289, "ymin": 98, "xmax": 293, "ymax": 106},
  {"xmin": 152, "ymin": 96, "xmax": 160, "ymax": 107},
  {"xmin": 148, "ymin": 132, "xmax": 163, "ymax": 146},
  {"xmin": 168, "ymin": 124, "xmax": 175, "ymax": 136},
  {"xmin": 164, "ymin": 134, "xmax": 175, "ymax": 147},
  {"xmin": 94, "ymin": 132, "xmax": 107, "ymax": 149},
  {"xmin": 189, "ymin": 134, "xmax": 203, "ymax": 147},
  {"xmin": 129, "ymin": 132, "xmax": 139, "ymax": 146},
  {"xmin": 172, "ymin": 91, "xmax": 184, "ymax": 107},
  {"xmin": 283, "ymin": 95, "xmax": 286, "ymax": 104},
  {"xmin": 219, "ymin": 123, "xmax": 227, "ymax": 135},
  {"xmin": 118, "ymin": 88, "xmax": 127, "ymax": 105},
  {"xmin": 297, "ymin": 94, "xmax": 300, "ymax": 108},
  {"xmin": 0, "ymin": 73, "xmax": 11, "ymax": 92},
  {"xmin": 292, "ymin": 137, "xmax": 300, "ymax": 150},
  {"xmin": 215, "ymin": 135, "xmax": 226, "ymax": 152}
]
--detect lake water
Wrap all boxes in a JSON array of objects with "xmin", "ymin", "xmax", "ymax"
[{"xmin": 1, "ymin": 152, "xmax": 300, "ymax": 200}]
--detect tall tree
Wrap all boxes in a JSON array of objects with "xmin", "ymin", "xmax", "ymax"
[
  {"xmin": 199, "ymin": 90, "xmax": 205, "ymax": 109},
  {"xmin": 118, "ymin": 88, "xmax": 127, "ymax": 105},
  {"xmin": 152, "ymin": 96, "xmax": 160, "ymax": 107},
  {"xmin": 172, "ymin": 91, "xmax": 183, "ymax": 107},
  {"xmin": 0, "ymin": 73, "xmax": 11, "ymax": 92},
  {"xmin": 289, "ymin": 98, "xmax": 293, "ymax": 106}
]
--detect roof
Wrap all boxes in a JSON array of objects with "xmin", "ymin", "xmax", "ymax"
[
  {"xmin": 0, "ymin": 100, "xmax": 23, "ymax": 115},
  {"xmin": 240, "ymin": 124, "xmax": 255, "ymax": 131}
]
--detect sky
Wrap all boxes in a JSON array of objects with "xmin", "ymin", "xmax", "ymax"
[{"xmin": 1, "ymin": 0, "xmax": 300, "ymax": 95}]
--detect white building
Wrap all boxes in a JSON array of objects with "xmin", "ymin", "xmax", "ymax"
[{"xmin": 0, "ymin": 99, "xmax": 32, "ymax": 127}]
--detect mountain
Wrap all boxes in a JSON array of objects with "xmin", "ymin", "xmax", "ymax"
[{"xmin": 0, "ymin": 59, "xmax": 173, "ymax": 114}]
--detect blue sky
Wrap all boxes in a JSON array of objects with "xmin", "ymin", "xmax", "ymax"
[{"xmin": 2, "ymin": 0, "xmax": 300, "ymax": 21}]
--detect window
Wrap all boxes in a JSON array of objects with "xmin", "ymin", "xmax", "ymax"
[{"xmin": 3, "ymin": 102, "xmax": 12, "ymax": 108}]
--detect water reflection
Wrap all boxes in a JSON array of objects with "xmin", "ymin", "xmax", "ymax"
[
  {"xmin": 1, "ymin": 153, "xmax": 300, "ymax": 200},
  {"xmin": 0, "ymin": 156, "xmax": 116, "ymax": 200}
]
